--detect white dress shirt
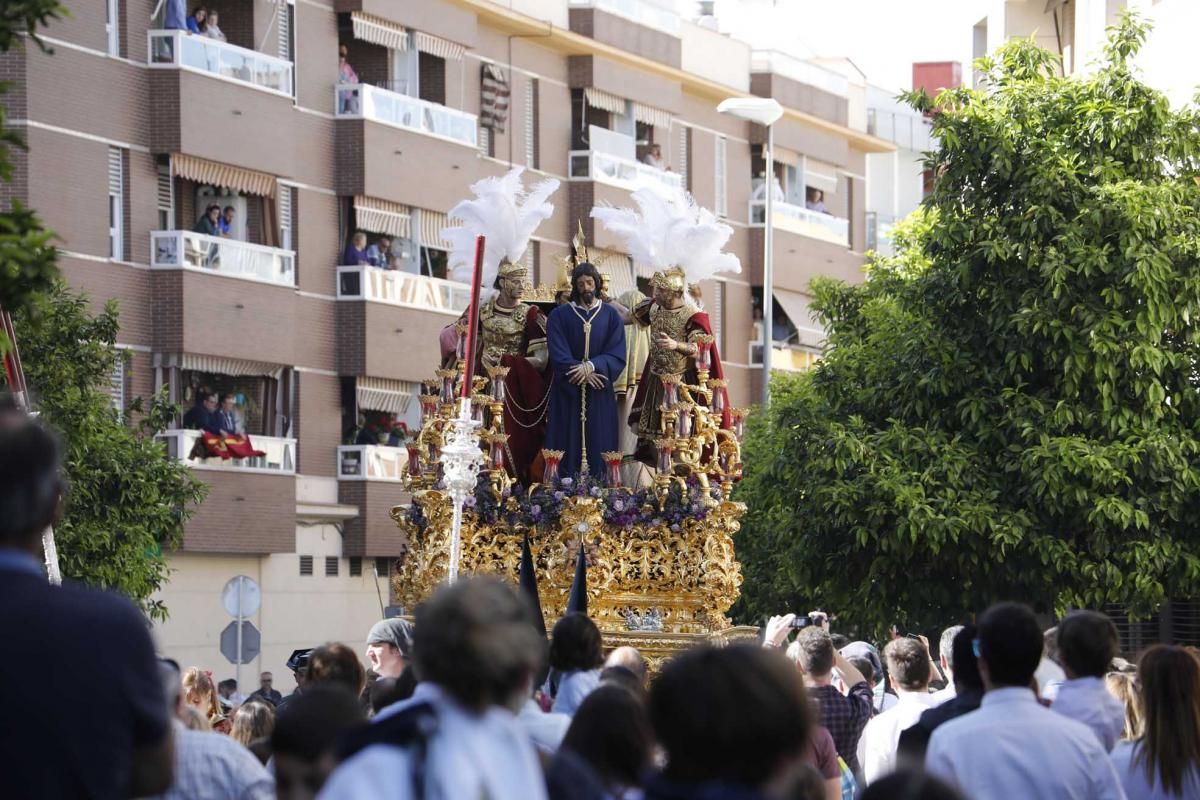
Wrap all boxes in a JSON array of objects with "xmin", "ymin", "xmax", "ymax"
[
  {"xmin": 1111, "ymin": 740, "xmax": 1200, "ymax": 799},
  {"xmin": 859, "ymin": 689, "xmax": 940, "ymax": 783},
  {"xmin": 1036, "ymin": 657, "xmax": 1067, "ymax": 700},
  {"xmin": 319, "ymin": 683, "xmax": 547, "ymax": 800},
  {"xmin": 150, "ymin": 719, "xmax": 274, "ymax": 800},
  {"xmin": 1053, "ymin": 676, "xmax": 1127, "ymax": 752},
  {"xmin": 926, "ymin": 686, "xmax": 1127, "ymax": 800},
  {"xmin": 517, "ymin": 698, "xmax": 572, "ymax": 754},
  {"xmin": 930, "ymin": 684, "xmax": 957, "ymax": 706}
]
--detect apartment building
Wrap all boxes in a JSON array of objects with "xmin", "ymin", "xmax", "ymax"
[{"xmin": 1, "ymin": 0, "xmax": 892, "ymax": 686}]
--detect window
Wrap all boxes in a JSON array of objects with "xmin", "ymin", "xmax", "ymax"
[
  {"xmin": 375, "ymin": 557, "xmax": 393, "ymax": 577},
  {"xmin": 478, "ymin": 124, "xmax": 494, "ymax": 158},
  {"xmin": 299, "ymin": 555, "xmax": 314, "ymax": 576},
  {"xmin": 712, "ymin": 281, "xmax": 726, "ymax": 354},
  {"xmin": 349, "ymin": 556, "xmax": 363, "ymax": 576},
  {"xmin": 156, "ymin": 162, "xmax": 173, "ymax": 230},
  {"xmin": 325, "ymin": 556, "xmax": 339, "ymax": 577},
  {"xmin": 525, "ymin": 78, "xmax": 539, "ymax": 169},
  {"xmin": 278, "ymin": 184, "xmax": 295, "ymax": 252},
  {"xmin": 109, "ymin": 357, "xmax": 126, "ymax": 419},
  {"xmin": 108, "ymin": 147, "xmax": 125, "ymax": 260},
  {"xmin": 677, "ymin": 126, "xmax": 690, "ymax": 191},
  {"xmin": 105, "ymin": 0, "xmax": 120, "ymax": 57},
  {"xmin": 714, "ymin": 136, "xmax": 728, "ymax": 218}
]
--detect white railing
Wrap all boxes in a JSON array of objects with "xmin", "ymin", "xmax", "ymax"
[
  {"xmin": 337, "ymin": 445, "xmax": 406, "ymax": 482},
  {"xmin": 569, "ymin": 150, "xmax": 683, "ymax": 193},
  {"xmin": 159, "ymin": 429, "xmax": 297, "ymax": 474},
  {"xmin": 147, "ymin": 30, "xmax": 293, "ymax": 97},
  {"xmin": 752, "ymin": 201, "xmax": 850, "ymax": 247},
  {"xmin": 335, "ymin": 83, "xmax": 478, "ymax": 148},
  {"xmin": 867, "ymin": 108, "xmax": 934, "ymax": 151},
  {"xmin": 151, "ymin": 231, "xmax": 296, "ymax": 288},
  {"xmin": 336, "ymin": 265, "xmax": 471, "ymax": 316},
  {"xmin": 750, "ymin": 50, "xmax": 850, "ymax": 98},
  {"xmin": 568, "ymin": 0, "xmax": 682, "ymax": 36}
]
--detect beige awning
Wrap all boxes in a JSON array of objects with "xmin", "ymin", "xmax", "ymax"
[
  {"xmin": 414, "ymin": 31, "xmax": 465, "ymax": 61},
  {"xmin": 592, "ymin": 249, "xmax": 636, "ymax": 297},
  {"xmin": 805, "ymin": 157, "xmax": 840, "ymax": 194},
  {"xmin": 354, "ymin": 196, "xmax": 411, "ymax": 239},
  {"xmin": 632, "ymin": 102, "xmax": 672, "ymax": 130},
  {"xmin": 154, "ymin": 352, "xmax": 284, "ymax": 380},
  {"xmin": 171, "ymin": 154, "xmax": 276, "ymax": 197},
  {"xmin": 584, "ymin": 87, "xmax": 626, "ymax": 115},
  {"xmin": 772, "ymin": 145, "xmax": 801, "ymax": 167},
  {"xmin": 773, "ymin": 289, "xmax": 824, "ymax": 348},
  {"xmin": 417, "ymin": 208, "xmax": 451, "ymax": 250},
  {"xmin": 351, "ymin": 12, "xmax": 408, "ymax": 51},
  {"xmin": 357, "ymin": 377, "xmax": 417, "ymax": 414}
]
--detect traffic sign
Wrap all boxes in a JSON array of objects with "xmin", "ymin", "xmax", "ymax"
[
  {"xmin": 222, "ymin": 575, "xmax": 261, "ymax": 618},
  {"xmin": 220, "ymin": 620, "xmax": 261, "ymax": 665}
]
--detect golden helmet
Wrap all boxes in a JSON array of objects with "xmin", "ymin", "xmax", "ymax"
[
  {"xmin": 651, "ymin": 266, "xmax": 686, "ymax": 294},
  {"xmin": 497, "ymin": 258, "xmax": 529, "ymax": 281}
]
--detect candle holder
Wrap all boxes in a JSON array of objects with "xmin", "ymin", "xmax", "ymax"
[
  {"xmin": 406, "ymin": 442, "xmax": 422, "ymax": 478},
  {"xmin": 730, "ymin": 408, "xmax": 748, "ymax": 441},
  {"xmin": 470, "ymin": 394, "xmax": 490, "ymax": 425},
  {"xmin": 488, "ymin": 433, "xmax": 509, "ymax": 471},
  {"xmin": 487, "ymin": 365, "xmax": 510, "ymax": 403},
  {"xmin": 541, "ymin": 449, "xmax": 564, "ymax": 485},
  {"xmin": 440, "ymin": 397, "xmax": 485, "ymax": 584},
  {"xmin": 708, "ymin": 379, "xmax": 727, "ymax": 415},
  {"xmin": 655, "ymin": 438, "xmax": 676, "ymax": 476},
  {"xmin": 454, "ymin": 321, "xmax": 468, "ymax": 364},
  {"xmin": 675, "ymin": 402, "xmax": 694, "ymax": 439},
  {"xmin": 601, "ymin": 451, "xmax": 624, "ymax": 488},
  {"xmin": 694, "ymin": 334, "xmax": 714, "ymax": 381},
  {"xmin": 419, "ymin": 394, "xmax": 439, "ymax": 422},
  {"xmin": 661, "ymin": 374, "xmax": 681, "ymax": 409},
  {"xmin": 436, "ymin": 369, "xmax": 457, "ymax": 407}
]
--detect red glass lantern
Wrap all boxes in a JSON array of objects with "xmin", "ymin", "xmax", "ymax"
[
  {"xmin": 602, "ymin": 452, "xmax": 623, "ymax": 488},
  {"xmin": 542, "ymin": 449, "xmax": 563, "ymax": 484},
  {"xmin": 406, "ymin": 443, "xmax": 422, "ymax": 477}
]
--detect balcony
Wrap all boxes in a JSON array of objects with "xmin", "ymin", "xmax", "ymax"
[
  {"xmin": 148, "ymin": 30, "xmax": 293, "ymax": 97},
  {"xmin": 750, "ymin": 51, "xmax": 849, "ymax": 98},
  {"xmin": 752, "ymin": 200, "xmax": 850, "ymax": 247},
  {"xmin": 866, "ymin": 212, "xmax": 897, "ymax": 257},
  {"xmin": 337, "ymin": 445, "xmax": 410, "ymax": 556},
  {"xmin": 569, "ymin": 0, "xmax": 681, "ymax": 36},
  {"xmin": 336, "ymin": 266, "xmax": 470, "ymax": 314},
  {"xmin": 159, "ymin": 429, "xmax": 297, "ymax": 474},
  {"xmin": 152, "ymin": 231, "xmax": 296, "ymax": 288},
  {"xmin": 337, "ymin": 445, "xmax": 406, "ymax": 482},
  {"xmin": 569, "ymin": 150, "xmax": 683, "ymax": 193},
  {"xmin": 335, "ymin": 83, "xmax": 477, "ymax": 148}
]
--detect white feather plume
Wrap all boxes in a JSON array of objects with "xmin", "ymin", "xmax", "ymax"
[{"xmin": 442, "ymin": 167, "xmax": 561, "ymax": 287}]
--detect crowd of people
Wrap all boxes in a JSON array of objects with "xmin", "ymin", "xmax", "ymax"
[{"xmin": 6, "ymin": 400, "xmax": 1200, "ymax": 800}]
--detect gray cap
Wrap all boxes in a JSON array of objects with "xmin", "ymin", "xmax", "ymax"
[
  {"xmin": 840, "ymin": 640, "xmax": 883, "ymax": 682},
  {"xmin": 367, "ymin": 618, "xmax": 414, "ymax": 657}
]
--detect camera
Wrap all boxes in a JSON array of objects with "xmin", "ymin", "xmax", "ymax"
[{"xmin": 790, "ymin": 614, "xmax": 817, "ymax": 629}]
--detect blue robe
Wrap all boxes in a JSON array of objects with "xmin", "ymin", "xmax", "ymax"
[{"xmin": 544, "ymin": 301, "xmax": 626, "ymax": 478}]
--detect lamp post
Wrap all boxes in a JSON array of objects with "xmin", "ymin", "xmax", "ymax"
[{"xmin": 717, "ymin": 97, "xmax": 783, "ymax": 408}]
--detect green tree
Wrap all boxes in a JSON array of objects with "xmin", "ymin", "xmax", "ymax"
[
  {"xmin": 5, "ymin": 284, "xmax": 208, "ymax": 620},
  {"xmin": 733, "ymin": 17, "xmax": 1200, "ymax": 636}
]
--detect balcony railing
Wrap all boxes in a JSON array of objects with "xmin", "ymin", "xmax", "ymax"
[
  {"xmin": 569, "ymin": 150, "xmax": 683, "ymax": 193},
  {"xmin": 148, "ymin": 30, "xmax": 293, "ymax": 97},
  {"xmin": 337, "ymin": 445, "xmax": 406, "ymax": 482},
  {"xmin": 866, "ymin": 212, "xmax": 897, "ymax": 257},
  {"xmin": 568, "ymin": 0, "xmax": 682, "ymax": 36},
  {"xmin": 335, "ymin": 83, "xmax": 478, "ymax": 148},
  {"xmin": 160, "ymin": 429, "xmax": 297, "ymax": 474},
  {"xmin": 867, "ymin": 108, "xmax": 934, "ymax": 151},
  {"xmin": 336, "ymin": 266, "xmax": 471, "ymax": 316},
  {"xmin": 152, "ymin": 231, "xmax": 296, "ymax": 288},
  {"xmin": 751, "ymin": 201, "xmax": 850, "ymax": 247},
  {"xmin": 750, "ymin": 50, "xmax": 850, "ymax": 98}
]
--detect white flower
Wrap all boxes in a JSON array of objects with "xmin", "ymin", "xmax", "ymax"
[{"xmin": 576, "ymin": 521, "xmax": 589, "ymax": 533}]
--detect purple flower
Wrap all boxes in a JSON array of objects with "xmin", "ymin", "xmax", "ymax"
[
  {"xmin": 670, "ymin": 523, "xmax": 681, "ymax": 532},
  {"xmin": 465, "ymin": 496, "xmax": 476, "ymax": 508},
  {"xmin": 554, "ymin": 491, "xmax": 565, "ymax": 501},
  {"xmin": 590, "ymin": 486, "xmax": 603, "ymax": 497},
  {"xmin": 531, "ymin": 504, "xmax": 542, "ymax": 514},
  {"xmin": 612, "ymin": 500, "xmax": 625, "ymax": 512},
  {"xmin": 562, "ymin": 477, "xmax": 574, "ymax": 487}
]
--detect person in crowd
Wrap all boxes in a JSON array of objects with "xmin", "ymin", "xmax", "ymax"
[
  {"xmin": 643, "ymin": 644, "xmax": 813, "ymax": 799},
  {"xmin": 859, "ymin": 637, "xmax": 940, "ymax": 783},
  {"xmin": 557, "ymin": 685, "xmax": 655, "ymax": 799},
  {"xmin": 931, "ymin": 625, "xmax": 965, "ymax": 704},
  {"xmin": 320, "ymin": 577, "xmax": 547, "ymax": 799},
  {"xmin": 179, "ymin": 705, "xmax": 211, "ymax": 732},
  {"xmin": 164, "ymin": 0, "xmax": 187, "ymax": 31},
  {"xmin": 194, "ymin": 203, "xmax": 221, "ymax": 237},
  {"xmin": 365, "ymin": 617, "xmax": 414, "ymax": 680},
  {"xmin": 897, "ymin": 625, "xmax": 983, "ymax": 767},
  {"xmin": 230, "ymin": 700, "xmax": 275, "ymax": 758},
  {"xmin": 1106, "ymin": 671, "xmax": 1143, "ymax": 742},
  {"xmin": 370, "ymin": 667, "xmax": 418, "ymax": 717},
  {"xmin": 216, "ymin": 393, "xmax": 243, "ymax": 436},
  {"xmin": 181, "ymin": 667, "xmax": 228, "ymax": 732},
  {"xmin": 801, "ymin": 723, "xmax": 844, "ymax": 800},
  {"xmin": 1036, "ymin": 625, "xmax": 1067, "ymax": 700},
  {"xmin": 642, "ymin": 143, "xmax": 668, "ymax": 170},
  {"xmin": 186, "ymin": 5, "xmax": 207, "ymax": 35},
  {"xmin": 0, "ymin": 403, "xmax": 174, "ymax": 797},
  {"xmin": 518, "ymin": 688, "xmax": 572, "ymax": 756},
  {"xmin": 547, "ymin": 612, "xmax": 605, "ymax": 716},
  {"xmin": 182, "ymin": 391, "xmax": 221, "ymax": 434},
  {"xmin": 805, "ymin": 187, "xmax": 827, "ymax": 213},
  {"xmin": 154, "ymin": 660, "xmax": 274, "ymax": 800},
  {"xmin": 366, "ymin": 236, "xmax": 394, "ymax": 268},
  {"xmin": 306, "ymin": 642, "xmax": 367, "ymax": 699},
  {"xmin": 272, "ymin": 686, "xmax": 365, "ymax": 800},
  {"xmin": 1052, "ymin": 609, "xmax": 1126, "ymax": 752},
  {"xmin": 249, "ymin": 671, "xmax": 284, "ymax": 707},
  {"xmin": 203, "ymin": 9, "xmax": 226, "ymax": 41},
  {"xmin": 342, "ymin": 231, "xmax": 370, "ymax": 266},
  {"xmin": 925, "ymin": 602, "xmax": 1125, "ymax": 799},
  {"xmin": 218, "ymin": 678, "xmax": 247, "ymax": 711},
  {"xmin": 859, "ymin": 771, "xmax": 965, "ymax": 800},
  {"xmin": 1110, "ymin": 644, "xmax": 1200, "ymax": 798},
  {"xmin": 768, "ymin": 613, "xmax": 872, "ymax": 777},
  {"xmin": 842, "ymin": 641, "xmax": 897, "ymax": 713},
  {"xmin": 218, "ymin": 205, "xmax": 236, "ymax": 238},
  {"xmin": 604, "ymin": 646, "xmax": 649, "ymax": 693},
  {"xmin": 789, "ymin": 764, "xmax": 834, "ymax": 800}
]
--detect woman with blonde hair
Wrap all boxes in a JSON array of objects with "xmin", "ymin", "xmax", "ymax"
[
  {"xmin": 1111, "ymin": 645, "xmax": 1200, "ymax": 798},
  {"xmin": 231, "ymin": 700, "xmax": 275, "ymax": 762},
  {"xmin": 181, "ymin": 667, "xmax": 229, "ymax": 732},
  {"xmin": 1106, "ymin": 670, "xmax": 1143, "ymax": 742}
]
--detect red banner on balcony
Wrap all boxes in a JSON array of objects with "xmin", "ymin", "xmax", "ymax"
[{"xmin": 195, "ymin": 433, "xmax": 266, "ymax": 460}]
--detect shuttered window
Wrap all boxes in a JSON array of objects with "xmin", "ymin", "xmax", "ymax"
[
  {"xmin": 677, "ymin": 126, "xmax": 690, "ymax": 191},
  {"xmin": 325, "ymin": 556, "xmax": 339, "ymax": 577},
  {"xmin": 715, "ymin": 136, "xmax": 728, "ymax": 218},
  {"xmin": 156, "ymin": 162, "xmax": 173, "ymax": 230},
  {"xmin": 478, "ymin": 124, "xmax": 492, "ymax": 158},
  {"xmin": 105, "ymin": 0, "xmax": 120, "ymax": 56},
  {"xmin": 713, "ymin": 281, "xmax": 726, "ymax": 353},
  {"xmin": 299, "ymin": 555, "xmax": 313, "ymax": 576},
  {"xmin": 109, "ymin": 357, "xmax": 125, "ymax": 419},
  {"xmin": 108, "ymin": 147, "xmax": 124, "ymax": 260},
  {"xmin": 525, "ymin": 78, "xmax": 539, "ymax": 169},
  {"xmin": 278, "ymin": 184, "xmax": 294, "ymax": 252},
  {"xmin": 349, "ymin": 557, "xmax": 363, "ymax": 577}
]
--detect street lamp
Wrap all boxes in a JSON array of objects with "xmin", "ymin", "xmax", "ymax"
[{"xmin": 717, "ymin": 97, "xmax": 783, "ymax": 407}]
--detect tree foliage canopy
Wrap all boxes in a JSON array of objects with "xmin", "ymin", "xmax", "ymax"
[
  {"xmin": 734, "ymin": 17, "xmax": 1200, "ymax": 636},
  {"xmin": 5, "ymin": 284, "xmax": 208, "ymax": 620}
]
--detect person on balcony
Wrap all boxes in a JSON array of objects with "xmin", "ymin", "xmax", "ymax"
[
  {"xmin": 203, "ymin": 9, "xmax": 226, "ymax": 41},
  {"xmin": 366, "ymin": 237, "xmax": 394, "ymax": 269},
  {"xmin": 186, "ymin": 5, "xmax": 207, "ymax": 35},
  {"xmin": 164, "ymin": 0, "xmax": 187, "ymax": 31},
  {"xmin": 338, "ymin": 45, "xmax": 360, "ymax": 115},
  {"xmin": 216, "ymin": 393, "xmax": 244, "ymax": 436},
  {"xmin": 183, "ymin": 392, "xmax": 221, "ymax": 435},
  {"xmin": 219, "ymin": 206, "xmax": 236, "ymax": 239},
  {"xmin": 343, "ymin": 232, "xmax": 370, "ymax": 266},
  {"xmin": 194, "ymin": 204, "xmax": 221, "ymax": 237},
  {"xmin": 642, "ymin": 143, "xmax": 669, "ymax": 171},
  {"xmin": 806, "ymin": 187, "xmax": 828, "ymax": 214}
]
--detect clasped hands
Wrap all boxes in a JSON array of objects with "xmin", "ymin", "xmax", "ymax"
[{"xmin": 567, "ymin": 362, "xmax": 607, "ymax": 390}]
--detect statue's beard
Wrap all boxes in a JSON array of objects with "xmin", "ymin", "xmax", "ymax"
[{"xmin": 578, "ymin": 289, "xmax": 595, "ymax": 305}]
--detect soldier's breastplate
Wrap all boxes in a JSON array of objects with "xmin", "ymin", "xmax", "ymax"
[
  {"xmin": 649, "ymin": 306, "xmax": 689, "ymax": 376},
  {"xmin": 480, "ymin": 303, "xmax": 529, "ymax": 362}
]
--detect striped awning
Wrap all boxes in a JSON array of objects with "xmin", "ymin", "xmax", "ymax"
[
  {"xmin": 479, "ymin": 62, "xmax": 510, "ymax": 133},
  {"xmin": 805, "ymin": 157, "xmax": 840, "ymax": 194},
  {"xmin": 584, "ymin": 87, "xmax": 626, "ymax": 115},
  {"xmin": 773, "ymin": 289, "xmax": 825, "ymax": 348},
  {"xmin": 417, "ymin": 208, "xmax": 451, "ymax": 250},
  {"xmin": 592, "ymin": 249, "xmax": 636, "ymax": 298},
  {"xmin": 171, "ymin": 154, "xmax": 276, "ymax": 197},
  {"xmin": 414, "ymin": 31, "xmax": 465, "ymax": 61},
  {"xmin": 154, "ymin": 352, "xmax": 284, "ymax": 380},
  {"xmin": 354, "ymin": 195, "xmax": 411, "ymax": 239},
  {"xmin": 351, "ymin": 12, "xmax": 408, "ymax": 51},
  {"xmin": 632, "ymin": 102, "xmax": 673, "ymax": 130},
  {"xmin": 357, "ymin": 376, "xmax": 417, "ymax": 414}
]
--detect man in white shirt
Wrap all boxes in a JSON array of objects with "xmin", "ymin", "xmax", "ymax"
[
  {"xmin": 859, "ymin": 636, "xmax": 940, "ymax": 783},
  {"xmin": 930, "ymin": 625, "xmax": 964, "ymax": 705},
  {"xmin": 1051, "ymin": 610, "xmax": 1126, "ymax": 752},
  {"xmin": 926, "ymin": 602, "xmax": 1126, "ymax": 800}
]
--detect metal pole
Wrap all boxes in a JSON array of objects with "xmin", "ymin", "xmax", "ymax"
[
  {"xmin": 762, "ymin": 123, "xmax": 775, "ymax": 408},
  {"xmin": 235, "ymin": 577, "xmax": 244, "ymax": 695}
]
